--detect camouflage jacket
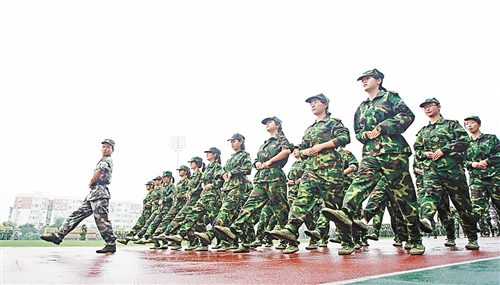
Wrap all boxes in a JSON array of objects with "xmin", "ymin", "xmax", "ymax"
[
  {"xmin": 175, "ymin": 177, "xmax": 190, "ymax": 201},
  {"xmin": 160, "ymin": 182, "xmax": 175, "ymax": 204},
  {"xmin": 188, "ymin": 169, "xmax": 204, "ymax": 199},
  {"xmin": 254, "ymin": 133, "xmax": 291, "ymax": 183},
  {"xmin": 354, "ymin": 91, "xmax": 414, "ymax": 156},
  {"xmin": 412, "ymin": 156, "xmax": 424, "ymax": 186},
  {"xmin": 298, "ymin": 116, "xmax": 350, "ymax": 182},
  {"xmin": 149, "ymin": 187, "xmax": 163, "ymax": 211},
  {"xmin": 222, "ymin": 150, "xmax": 252, "ymax": 191},
  {"xmin": 86, "ymin": 155, "xmax": 113, "ymax": 201},
  {"xmin": 142, "ymin": 190, "xmax": 154, "ymax": 210},
  {"xmin": 339, "ymin": 148, "xmax": 358, "ymax": 186},
  {"xmin": 414, "ymin": 117, "xmax": 470, "ymax": 171},
  {"xmin": 465, "ymin": 133, "xmax": 500, "ymax": 178},
  {"xmin": 287, "ymin": 159, "xmax": 306, "ymax": 183},
  {"xmin": 201, "ymin": 161, "xmax": 224, "ymax": 192}
]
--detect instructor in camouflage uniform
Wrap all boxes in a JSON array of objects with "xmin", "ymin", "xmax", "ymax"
[
  {"xmin": 415, "ymin": 98, "xmax": 479, "ymax": 250},
  {"xmin": 40, "ymin": 139, "xmax": 117, "ymax": 253},
  {"xmin": 323, "ymin": 69, "xmax": 424, "ymax": 255}
]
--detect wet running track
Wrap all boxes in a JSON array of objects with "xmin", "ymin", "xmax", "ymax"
[{"xmin": 2, "ymin": 237, "xmax": 499, "ymax": 284}]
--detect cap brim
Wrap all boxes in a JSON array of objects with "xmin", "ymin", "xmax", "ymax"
[
  {"xmin": 305, "ymin": 96, "xmax": 318, "ymax": 103},
  {"xmin": 261, "ymin": 117, "xmax": 272, "ymax": 125},
  {"xmin": 356, "ymin": 75, "xmax": 365, "ymax": 81}
]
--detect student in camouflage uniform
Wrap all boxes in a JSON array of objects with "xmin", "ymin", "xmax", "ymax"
[
  {"xmin": 164, "ymin": 156, "xmax": 205, "ymax": 250},
  {"xmin": 40, "ymin": 139, "xmax": 117, "ymax": 253},
  {"xmin": 168, "ymin": 148, "xmax": 224, "ymax": 251},
  {"xmin": 323, "ymin": 69, "xmax": 424, "ymax": 255},
  {"xmin": 464, "ymin": 116, "xmax": 500, "ymax": 236},
  {"xmin": 153, "ymin": 165, "xmax": 191, "ymax": 250},
  {"xmin": 195, "ymin": 133, "xmax": 252, "ymax": 252},
  {"xmin": 269, "ymin": 93, "xmax": 351, "ymax": 254},
  {"xmin": 215, "ymin": 117, "xmax": 291, "ymax": 253},
  {"xmin": 117, "ymin": 181, "xmax": 155, "ymax": 245},
  {"xmin": 415, "ymin": 98, "xmax": 479, "ymax": 250},
  {"xmin": 305, "ymin": 147, "xmax": 358, "ymax": 248},
  {"xmin": 134, "ymin": 176, "xmax": 164, "ymax": 243},
  {"xmin": 139, "ymin": 171, "xmax": 176, "ymax": 249}
]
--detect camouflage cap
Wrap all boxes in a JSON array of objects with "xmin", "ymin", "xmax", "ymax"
[
  {"xmin": 176, "ymin": 165, "xmax": 190, "ymax": 171},
  {"xmin": 305, "ymin": 93, "xmax": 330, "ymax": 104},
  {"xmin": 145, "ymin": 181, "xmax": 154, "ymax": 185},
  {"xmin": 464, "ymin": 116, "xmax": 481, "ymax": 125},
  {"xmin": 419, "ymin": 97, "xmax": 441, "ymax": 108},
  {"xmin": 153, "ymin": 176, "xmax": 162, "ymax": 181},
  {"xmin": 227, "ymin": 133, "xmax": 245, "ymax": 141},
  {"xmin": 357, "ymin": 68, "xmax": 385, "ymax": 81},
  {"xmin": 162, "ymin": 171, "xmax": 173, "ymax": 178},
  {"xmin": 101, "ymin": 139, "xmax": 115, "ymax": 148},
  {"xmin": 204, "ymin": 147, "xmax": 221, "ymax": 155},
  {"xmin": 188, "ymin": 156, "xmax": 203, "ymax": 163},
  {"xmin": 261, "ymin": 116, "xmax": 282, "ymax": 126}
]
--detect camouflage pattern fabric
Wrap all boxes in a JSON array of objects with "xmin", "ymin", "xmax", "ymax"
[
  {"xmin": 57, "ymin": 198, "xmax": 116, "ymax": 245},
  {"xmin": 465, "ymin": 133, "xmax": 500, "ymax": 225},
  {"xmin": 208, "ymin": 150, "xmax": 252, "ymax": 239},
  {"xmin": 128, "ymin": 189, "xmax": 154, "ymax": 236},
  {"xmin": 338, "ymin": 91, "xmax": 421, "ymax": 246},
  {"xmin": 232, "ymin": 133, "xmax": 291, "ymax": 245},
  {"xmin": 287, "ymin": 159, "xmax": 306, "ymax": 205},
  {"xmin": 86, "ymin": 155, "xmax": 113, "ymax": 201},
  {"xmin": 143, "ymin": 182, "xmax": 176, "ymax": 237},
  {"xmin": 283, "ymin": 116, "xmax": 350, "ymax": 240},
  {"xmin": 415, "ymin": 117, "xmax": 478, "ymax": 241},
  {"xmin": 354, "ymin": 91, "xmax": 414, "ymax": 157},
  {"xmin": 363, "ymin": 177, "xmax": 408, "ymax": 241},
  {"xmin": 177, "ymin": 161, "xmax": 224, "ymax": 243},
  {"xmin": 164, "ymin": 170, "xmax": 204, "ymax": 239},
  {"xmin": 153, "ymin": 177, "xmax": 190, "ymax": 236}
]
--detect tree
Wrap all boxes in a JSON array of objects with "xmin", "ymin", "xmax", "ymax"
[
  {"xmin": 18, "ymin": 223, "xmax": 37, "ymax": 240},
  {"xmin": 51, "ymin": 217, "xmax": 65, "ymax": 229},
  {"xmin": 2, "ymin": 221, "xmax": 15, "ymax": 227}
]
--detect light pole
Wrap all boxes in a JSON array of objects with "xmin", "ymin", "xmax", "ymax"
[{"xmin": 171, "ymin": 135, "xmax": 186, "ymax": 181}]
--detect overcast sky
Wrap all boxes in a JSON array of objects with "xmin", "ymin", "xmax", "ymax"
[{"xmin": 1, "ymin": 1, "xmax": 499, "ymax": 223}]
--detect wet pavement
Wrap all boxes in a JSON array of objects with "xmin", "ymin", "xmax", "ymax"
[{"xmin": 2, "ymin": 237, "xmax": 499, "ymax": 284}]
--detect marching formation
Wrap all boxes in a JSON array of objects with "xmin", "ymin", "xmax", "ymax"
[{"xmin": 41, "ymin": 68, "xmax": 500, "ymax": 256}]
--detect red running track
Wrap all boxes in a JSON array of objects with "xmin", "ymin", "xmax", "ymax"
[{"xmin": 2, "ymin": 237, "xmax": 499, "ymax": 284}]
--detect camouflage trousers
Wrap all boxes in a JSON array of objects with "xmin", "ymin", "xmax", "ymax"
[
  {"xmin": 143, "ymin": 202, "xmax": 173, "ymax": 238},
  {"xmin": 285, "ymin": 171, "xmax": 345, "ymax": 242},
  {"xmin": 137, "ymin": 206, "xmax": 160, "ymax": 237},
  {"xmin": 128, "ymin": 209, "xmax": 152, "ymax": 236},
  {"xmin": 417, "ymin": 183, "xmax": 453, "ymax": 238},
  {"xmin": 178, "ymin": 190, "xmax": 221, "ymax": 245},
  {"xmin": 58, "ymin": 198, "xmax": 116, "ymax": 245},
  {"xmin": 420, "ymin": 166, "xmax": 478, "ymax": 240},
  {"xmin": 153, "ymin": 199, "xmax": 186, "ymax": 236},
  {"xmin": 233, "ymin": 180, "xmax": 289, "ymax": 245},
  {"xmin": 165, "ymin": 195, "xmax": 201, "ymax": 242},
  {"xmin": 209, "ymin": 187, "xmax": 247, "ymax": 242},
  {"xmin": 340, "ymin": 154, "xmax": 421, "ymax": 245},
  {"xmin": 364, "ymin": 177, "xmax": 408, "ymax": 241},
  {"xmin": 255, "ymin": 203, "xmax": 277, "ymax": 242},
  {"xmin": 470, "ymin": 176, "xmax": 500, "ymax": 225}
]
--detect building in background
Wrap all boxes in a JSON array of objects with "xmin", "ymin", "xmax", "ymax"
[{"xmin": 8, "ymin": 192, "xmax": 141, "ymax": 231}]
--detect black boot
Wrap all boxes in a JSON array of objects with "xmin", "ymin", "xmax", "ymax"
[{"xmin": 96, "ymin": 244, "xmax": 116, "ymax": 253}]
